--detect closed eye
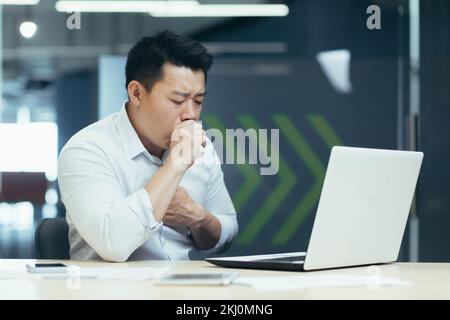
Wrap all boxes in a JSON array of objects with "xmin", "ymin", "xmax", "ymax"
[{"xmin": 171, "ymin": 100, "xmax": 184, "ymax": 105}]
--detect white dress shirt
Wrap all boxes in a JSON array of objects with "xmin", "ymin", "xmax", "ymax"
[{"xmin": 58, "ymin": 103, "xmax": 238, "ymax": 262}]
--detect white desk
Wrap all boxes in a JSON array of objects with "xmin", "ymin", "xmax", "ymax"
[{"xmin": 0, "ymin": 260, "xmax": 449, "ymax": 299}]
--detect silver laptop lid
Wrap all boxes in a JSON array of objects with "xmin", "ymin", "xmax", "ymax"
[{"xmin": 304, "ymin": 146, "xmax": 423, "ymax": 271}]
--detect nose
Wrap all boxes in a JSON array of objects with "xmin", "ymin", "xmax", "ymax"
[{"xmin": 180, "ymin": 99, "xmax": 198, "ymax": 121}]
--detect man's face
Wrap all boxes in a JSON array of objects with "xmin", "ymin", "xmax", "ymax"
[{"xmin": 136, "ymin": 63, "xmax": 206, "ymax": 150}]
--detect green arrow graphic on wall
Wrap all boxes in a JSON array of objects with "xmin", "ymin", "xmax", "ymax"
[
  {"xmin": 203, "ymin": 115, "xmax": 261, "ymax": 212},
  {"xmin": 308, "ymin": 114, "xmax": 344, "ymax": 149},
  {"xmin": 272, "ymin": 114, "xmax": 343, "ymax": 245},
  {"xmin": 236, "ymin": 115, "xmax": 297, "ymax": 245},
  {"xmin": 204, "ymin": 113, "xmax": 343, "ymax": 246}
]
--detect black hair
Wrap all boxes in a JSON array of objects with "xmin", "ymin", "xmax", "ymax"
[{"xmin": 125, "ymin": 30, "xmax": 213, "ymax": 91}]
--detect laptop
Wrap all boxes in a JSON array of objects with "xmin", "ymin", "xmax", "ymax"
[{"xmin": 206, "ymin": 146, "xmax": 424, "ymax": 272}]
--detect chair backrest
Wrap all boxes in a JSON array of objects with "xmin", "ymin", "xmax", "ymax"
[{"xmin": 35, "ymin": 218, "xmax": 70, "ymax": 259}]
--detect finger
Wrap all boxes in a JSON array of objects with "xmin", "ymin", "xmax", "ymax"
[
  {"xmin": 176, "ymin": 128, "xmax": 191, "ymax": 142},
  {"xmin": 163, "ymin": 215, "xmax": 174, "ymax": 224},
  {"xmin": 193, "ymin": 134, "xmax": 205, "ymax": 149},
  {"xmin": 177, "ymin": 120, "xmax": 196, "ymax": 130},
  {"xmin": 201, "ymin": 130, "xmax": 206, "ymax": 147},
  {"xmin": 170, "ymin": 127, "xmax": 187, "ymax": 142},
  {"xmin": 194, "ymin": 122, "xmax": 203, "ymax": 131}
]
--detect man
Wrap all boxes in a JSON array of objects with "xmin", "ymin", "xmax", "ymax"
[{"xmin": 58, "ymin": 31, "xmax": 238, "ymax": 262}]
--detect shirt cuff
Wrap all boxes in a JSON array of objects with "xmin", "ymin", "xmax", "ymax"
[
  {"xmin": 199, "ymin": 213, "xmax": 237, "ymax": 254},
  {"xmin": 126, "ymin": 188, "xmax": 163, "ymax": 232}
]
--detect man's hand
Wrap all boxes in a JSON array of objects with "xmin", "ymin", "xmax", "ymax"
[
  {"xmin": 167, "ymin": 120, "xmax": 206, "ymax": 173},
  {"xmin": 162, "ymin": 186, "xmax": 206, "ymax": 228},
  {"xmin": 163, "ymin": 186, "xmax": 221, "ymax": 250},
  {"xmin": 146, "ymin": 121, "xmax": 206, "ymax": 223}
]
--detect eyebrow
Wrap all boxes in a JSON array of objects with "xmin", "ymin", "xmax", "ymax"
[{"xmin": 171, "ymin": 91, "xmax": 207, "ymax": 98}]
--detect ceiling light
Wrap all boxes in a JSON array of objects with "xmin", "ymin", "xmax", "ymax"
[
  {"xmin": 150, "ymin": 4, "xmax": 289, "ymax": 17},
  {"xmin": 0, "ymin": 0, "xmax": 39, "ymax": 4},
  {"xmin": 55, "ymin": 0, "xmax": 198, "ymax": 13},
  {"xmin": 55, "ymin": 1, "xmax": 289, "ymax": 17},
  {"xmin": 19, "ymin": 21, "xmax": 37, "ymax": 38}
]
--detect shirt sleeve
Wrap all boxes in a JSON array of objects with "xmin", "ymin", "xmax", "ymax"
[
  {"xmin": 58, "ymin": 142, "xmax": 162, "ymax": 262},
  {"xmin": 198, "ymin": 144, "xmax": 238, "ymax": 254}
]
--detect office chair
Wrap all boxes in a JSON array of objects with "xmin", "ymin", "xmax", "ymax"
[{"xmin": 35, "ymin": 218, "xmax": 71, "ymax": 259}]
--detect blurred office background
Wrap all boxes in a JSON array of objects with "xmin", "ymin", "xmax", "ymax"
[{"xmin": 0, "ymin": 0, "xmax": 448, "ymax": 261}]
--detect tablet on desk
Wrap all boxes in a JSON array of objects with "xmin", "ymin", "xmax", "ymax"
[
  {"xmin": 26, "ymin": 263, "xmax": 69, "ymax": 274},
  {"xmin": 155, "ymin": 272, "xmax": 239, "ymax": 286}
]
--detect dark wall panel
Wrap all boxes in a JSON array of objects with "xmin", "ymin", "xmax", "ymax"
[
  {"xmin": 419, "ymin": 0, "xmax": 450, "ymax": 261},
  {"xmin": 196, "ymin": 0, "xmax": 402, "ymax": 257}
]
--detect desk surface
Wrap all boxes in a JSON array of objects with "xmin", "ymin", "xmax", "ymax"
[{"xmin": 1, "ymin": 260, "xmax": 449, "ymax": 299}]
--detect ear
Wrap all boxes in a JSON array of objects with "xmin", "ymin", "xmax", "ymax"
[{"xmin": 127, "ymin": 80, "xmax": 145, "ymax": 106}]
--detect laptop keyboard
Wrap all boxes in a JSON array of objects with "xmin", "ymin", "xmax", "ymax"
[{"xmin": 257, "ymin": 255, "xmax": 305, "ymax": 263}]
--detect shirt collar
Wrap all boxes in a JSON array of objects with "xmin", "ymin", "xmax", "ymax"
[
  {"xmin": 114, "ymin": 102, "xmax": 168, "ymax": 165},
  {"xmin": 114, "ymin": 102, "xmax": 148, "ymax": 160}
]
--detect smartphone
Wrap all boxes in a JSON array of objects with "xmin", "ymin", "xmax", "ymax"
[
  {"xmin": 155, "ymin": 272, "xmax": 239, "ymax": 286},
  {"xmin": 26, "ymin": 263, "xmax": 69, "ymax": 274}
]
